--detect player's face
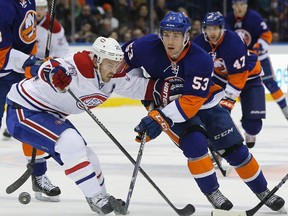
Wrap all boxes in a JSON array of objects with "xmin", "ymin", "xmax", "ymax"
[
  {"xmin": 161, "ymin": 31, "xmax": 185, "ymax": 59},
  {"xmin": 204, "ymin": 26, "xmax": 222, "ymax": 44},
  {"xmin": 232, "ymin": 2, "xmax": 248, "ymax": 18},
  {"xmin": 36, "ymin": 6, "xmax": 47, "ymax": 21},
  {"xmin": 99, "ymin": 59, "xmax": 123, "ymax": 83}
]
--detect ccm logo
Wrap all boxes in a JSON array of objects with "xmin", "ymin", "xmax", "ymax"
[
  {"xmin": 155, "ymin": 114, "xmax": 169, "ymax": 131},
  {"xmin": 214, "ymin": 127, "xmax": 233, "ymax": 140}
]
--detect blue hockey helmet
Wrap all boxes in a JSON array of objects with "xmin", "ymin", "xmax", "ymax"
[
  {"xmin": 232, "ymin": 0, "xmax": 247, "ymax": 4},
  {"xmin": 202, "ymin": 11, "xmax": 225, "ymax": 28},
  {"xmin": 159, "ymin": 11, "xmax": 191, "ymax": 34}
]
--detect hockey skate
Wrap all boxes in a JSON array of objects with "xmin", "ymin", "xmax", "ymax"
[
  {"xmin": 86, "ymin": 193, "xmax": 126, "ymax": 215},
  {"xmin": 244, "ymin": 132, "xmax": 256, "ymax": 148},
  {"xmin": 281, "ymin": 106, "xmax": 288, "ymax": 120},
  {"xmin": 205, "ymin": 189, "xmax": 233, "ymax": 210},
  {"xmin": 256, "ymin": 188, "xmax": 286, "ymax": 212},
  {"xmin": 32, "ymin": 174, "xmax": 61, "ymax": 202}
]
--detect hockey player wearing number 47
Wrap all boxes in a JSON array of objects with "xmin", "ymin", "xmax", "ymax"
[
  {"xmin": 5, "ymin": 36, "xmax": 183, "ymax": 215},
  {"xmin": 193, "ymin": 11, "xmax": 265, "ymax": 150},
  {"xmin": 225, "ymin": 0, "xmax": 288, "ymax": 143},
  {"xmin": 121, "ymin": 11, "xmax": 286, "ymax": 213}
]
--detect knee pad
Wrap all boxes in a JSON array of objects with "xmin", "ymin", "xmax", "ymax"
[
  {"xmin": 242, "ymin": 118, "xmax": 262, "ymax": 135},
  {"xmin": 180, "ymin": 131, "xmax": 208, "ymax": 158},
  {"xmin": 222, "ymin": 143, "xmax": 250, "ymax": 167},
  {"xmin": 55, "ymin": 128, "xmax": 87, "ymax": 165}
]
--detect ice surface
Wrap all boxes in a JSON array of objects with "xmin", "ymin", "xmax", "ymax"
[{"xmin": 1, "ymin": 101, "xmax": 287, "ymax": 216}]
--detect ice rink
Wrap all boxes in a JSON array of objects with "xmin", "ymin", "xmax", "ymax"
[{"xmin": 1, "ymin": 101, "xmax": 288, "ymax": 216}]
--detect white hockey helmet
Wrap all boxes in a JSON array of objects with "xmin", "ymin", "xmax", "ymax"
[
  {"xmin": 90, "ymin": 37, "xmax": 124, "ymax": 64},
  {"xmin": 35, "ymin": 0, "xmax": 48, "ymax": 7}
]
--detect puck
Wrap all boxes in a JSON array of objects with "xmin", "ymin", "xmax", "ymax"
[{"xmin": 18, "ymin": 192, "xmax": 31, "ymax": 204}]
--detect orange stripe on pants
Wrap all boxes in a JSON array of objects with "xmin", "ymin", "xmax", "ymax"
[
  {"xmin": 235, "ymin": 156, "xmax": 259, "ymax": 180},
  {"xmin": 188, "ymin": 155, "xmax": 214, "ymax": 176}
]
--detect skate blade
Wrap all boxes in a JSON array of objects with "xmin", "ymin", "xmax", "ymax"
[
  {"xmin": 278, "ymin": 207, "xmax": 287, "ymax": 214},
  {"xmin": 35, "ymin": 192, "xmax": 60, "ymax": 202},
  {"xmin": 2, "ymin": 136, "xmax": 12, "ymax": 141}
]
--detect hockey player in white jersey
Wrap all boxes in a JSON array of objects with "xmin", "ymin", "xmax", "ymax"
[
  {"xmin": 35, "ymin": 0, "xmax": 69, "ymax": 58},
  {"xmin": 5, "ymin": 36, "xmax": 154, "ymax": 215}
]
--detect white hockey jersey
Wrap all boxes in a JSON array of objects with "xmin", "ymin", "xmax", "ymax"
[
  {"xmin": 36, "ymin": 14, "xmax": 69, "ymax": 58},
  {"xmin": 7, "ymin": 50, "xmax": 149, "ymax": 116}
]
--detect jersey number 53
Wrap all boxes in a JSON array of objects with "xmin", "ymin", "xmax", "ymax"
[{"xmin": 192, "ymin": 76, "xmax": 209, "ymax": 91}]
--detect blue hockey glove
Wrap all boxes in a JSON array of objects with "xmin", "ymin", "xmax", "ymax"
[
  {"xmin": 219, "ymin": 96, "xmax": 236, "ymax": 113},
  {"xmin": 134, "ymin": 109, "xmax": 172, "ymax": 142},
  {"xmin": 153, "ymin": 77, "xmax": 184, "ymax": 107},
  {"xmin": 22, "ymin": 55, "xmax": 42, "ymax": 78}
]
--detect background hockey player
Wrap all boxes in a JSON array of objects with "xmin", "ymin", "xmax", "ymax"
[
  {"xmin": 194, "ymin": 11, "xmax": 265, "ymax": 149},
  {"xmin": 121, "ymin": 11, "xmax": 285, "ymax": 212},
  {"xmin": 5, "ymin": 36, "xmax": 181, "ymax": 214},
  {"xmin": 225, "ymin": 0, "xmax": 288, "ymax": 127},
  {"xmin": 0, "ymin": 0, "xmax": 61, "ymax": 202},
  {"xmin": 34, "ymin": 0, "xmax": 69, "ymax": 58},
  {"xmin": 3, "ymin": 0, "xmax": 69, "ymax": 138}
]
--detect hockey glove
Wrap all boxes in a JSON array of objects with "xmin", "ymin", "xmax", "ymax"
[
  {"xmin": 22, "ymin": 55, "xmax": 42, "ymax": 78},
  {"xmin": 219, "ymin": 96, "xmax": 236, "ymax": 113},
  {"xmin": 41, "ymin": 61, "xmax": 71, "ymax": 92},
  {"xmin": 252, "ymin": 39, "xmax": 268, "ymax": 56},
  {"xmin": 153, "ymin": 77, "xmax": 184, "ymax": 107},
  {"xmin": 134, "ymin": 109, "xmax": 172, "ymax": 142}
]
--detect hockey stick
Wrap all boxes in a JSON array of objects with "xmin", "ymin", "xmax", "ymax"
[
  {"xmin": 123, "ymin": 132, "xmax": 147, "ymax": 214},
  {"xmin": 6, "ymin": 147, "xmax": 37, "ymax": 194},
  {"xmin": 67, "ymin": 89, "xmax": 195, "ymax": 216},
  {"xmin": 44, "ymin": 0, "xmax": 57, "ymax": 58},
  {"xmin": 211, "ymin": 173, "xmax": 288, "ymax": 216},
  {"xmin": 209, "ymin": 147, "xmax": 232, "ymax": 177}
]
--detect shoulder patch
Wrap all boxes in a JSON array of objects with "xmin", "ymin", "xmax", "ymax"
[
  {"xmin": 73, "ymin": 51, "xmax": 95, "ymax": 78},
  {"xmin": 41, "ymin": 14, "xmax": 61, "ymax": 33}
]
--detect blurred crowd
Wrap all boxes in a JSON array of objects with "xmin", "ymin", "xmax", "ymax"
[{"xmin": 50, "ymin": 0, "xmax": 288, "ymax": 43}]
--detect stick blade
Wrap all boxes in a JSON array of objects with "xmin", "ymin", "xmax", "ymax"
[
  {"xmin": 6, "ymin": 164, "xmax": 33, "ymax": 194},
  {"xmin": 211, "ymin": 209, "xmax": 247, "ymax": 216},
  {"xmin": 176, "ymin": 204, "xmax": 196, "ymax": 216}
]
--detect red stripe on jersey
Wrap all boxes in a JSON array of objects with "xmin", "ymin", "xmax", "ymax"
[
  {"xmin": 19, "ymin": 80, "xmax": 69, "ymax": 116},
  {"xmin": 96, "ymin": 172, "xmax": 102, "ymax": 179},
  {"xmin": 65, "ymin": 161, "xmax": 90, "ymax": 175}
]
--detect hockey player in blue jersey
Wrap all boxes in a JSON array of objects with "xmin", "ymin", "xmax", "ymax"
[
  {"xmin": 225, "ymin": 0, "xmax": 288, "ymax": 125},
  {"xmin": 0, "ymin": 0, "xmax": 61, "ymax": 201},
  {"xmin": 122, "ymin": 11, "xmax": 285, "ymax": 212},
  {"xmin": 193, "ymin": 11, "xmax": 265, "ymax": 149}
]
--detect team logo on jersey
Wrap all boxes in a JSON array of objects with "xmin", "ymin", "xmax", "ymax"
[
  {"xmin": 19, "ymin": 10, "xmax": 37, "ymax": 44},
  {"xmin": 163, "ymin": 62, "xmax": 179, "ymax": 75},
  {"xmin": 214, "ymin": 58, "xmax": 227, "ymax": 74},
  {"xmin": 235, "ymin": 29, "xmax": 252, "ymax": 46},
  {"xmin": 78, "ymin": 94, "xmax": 108, "ymax": 109}
]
